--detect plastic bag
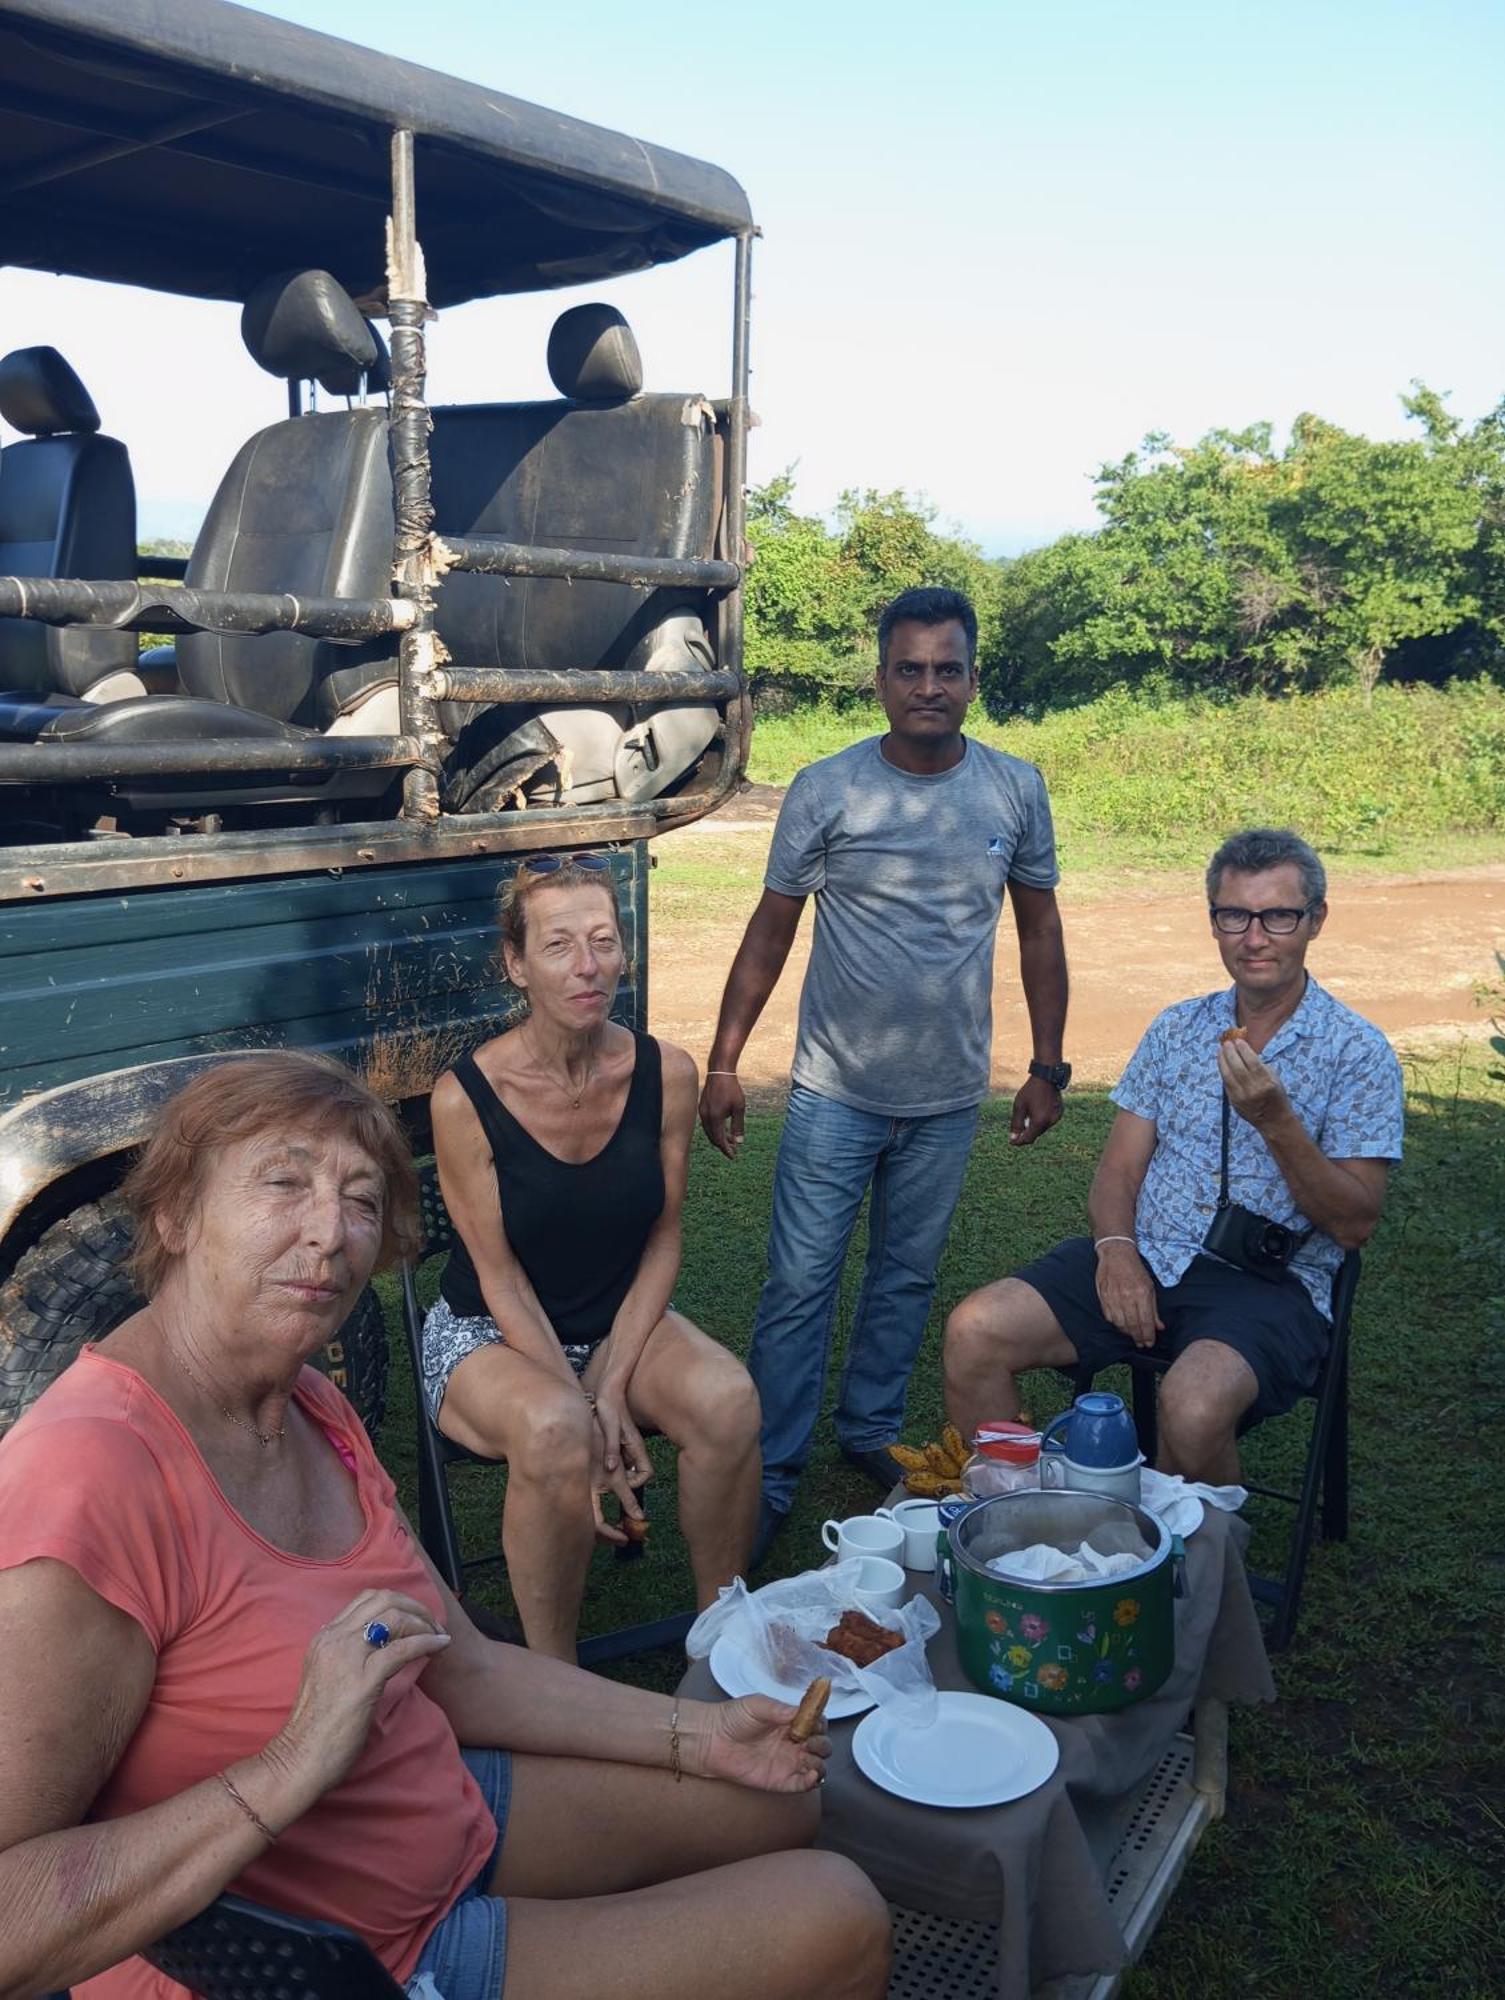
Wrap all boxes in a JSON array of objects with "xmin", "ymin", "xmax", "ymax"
[{"xmin": 687, "ymin": 1560, "xmax": 941, "ymax": 1724}]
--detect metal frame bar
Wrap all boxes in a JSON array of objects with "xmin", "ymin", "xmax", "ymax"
[
  {"xmin": 438, "ymin": 536, "xmax": 738, "ymax": 591},
  {"xmin": 0, "ymin": 126, "xmax": 752, "ymax": 841},
  {"xmin": 0, "ymin": 577, "xmax": 414, "ymax": 639},
  {"xmin": 387, "ymin": 126, "xmax": 444, "ymax": 821},
  {"xmin": 427, "ymin": 666, "xmax": 739, "ymax": 705},
  {"xmin": 0, "ymin": 736, "xmax": 417, "ymax": 781}
]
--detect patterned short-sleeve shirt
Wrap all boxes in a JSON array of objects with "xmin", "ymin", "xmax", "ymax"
[{"xmin": 1111, "ymin": 977, "xmax": 1404, "ymax": 1317}]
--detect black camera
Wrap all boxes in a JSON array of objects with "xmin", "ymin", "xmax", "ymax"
[{"xmin": 1202, "ymin": 1202, "xmax": 1301, "ymax": 1281}]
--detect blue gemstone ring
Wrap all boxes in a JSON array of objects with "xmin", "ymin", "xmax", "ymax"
[{"xmin": 363, "ymin": 1619, "xmax": 391, "ymax": 1649}]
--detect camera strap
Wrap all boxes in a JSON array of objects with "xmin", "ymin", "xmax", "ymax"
[
  {"xmin": 1216, "ymin": 1090, "xmax": 1313, "ymax": 1246},
  {"xmin": 1216, "ymin": 1091, "xmax": 1233, "ymax": 1211}
]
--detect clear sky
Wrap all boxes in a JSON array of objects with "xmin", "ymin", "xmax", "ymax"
[{"xmin": 5, "ymin": 0, "xmax": 1502, "ymax": 554}]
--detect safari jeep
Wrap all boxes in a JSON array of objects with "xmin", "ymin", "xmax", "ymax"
[{"xmin": 0, "ymin": 0, "xmax": 754, "ymax": 1430}]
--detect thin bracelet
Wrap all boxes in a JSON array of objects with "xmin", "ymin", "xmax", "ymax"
[
  {"xmin": 668, "ymin": 1700, "xmax": 684, "ymax": 1782},
  {"xmin": 705, "ymin": 1069, "xmax": 738, "ymax": 1077},
  {"xmin": 1093, "ymin": 1235, "xmax": 1138, "ymax": 1251},
  {"xmin": 217, "ymin": 1770, "xmax": 276, "ymax": 1845}
]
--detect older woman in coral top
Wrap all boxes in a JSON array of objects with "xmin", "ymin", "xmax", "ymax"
[{"xmin": 0, "ymin": 1053, "xmax": 888, "ymax": 2000}]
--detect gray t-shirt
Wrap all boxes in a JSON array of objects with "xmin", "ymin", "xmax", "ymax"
[{"xmin": 764, "ymin": 736, "xmax": 1059, "ymax": 1116}]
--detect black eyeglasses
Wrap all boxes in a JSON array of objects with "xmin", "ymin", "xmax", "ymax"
[
  {"xmin": 1210, "ymin": 904, "xmax": 1314, "ymax": 936},
  {"xmin": 517, "ymin": 852, "xmax": 610, "ymax": 878}
]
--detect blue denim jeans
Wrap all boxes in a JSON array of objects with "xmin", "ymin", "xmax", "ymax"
[{"xmin": 748, "ymin": 1084, "xmax": 981, "ymax": 1510}]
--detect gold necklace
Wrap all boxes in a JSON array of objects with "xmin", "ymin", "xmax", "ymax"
[
  {"xmin": 526, "ymin": 1031, "xmax": 597, "ymax": 1110},
  {"xmin": 170, "ymin": 1345, "xmax": 287, "ymax": 1447}
]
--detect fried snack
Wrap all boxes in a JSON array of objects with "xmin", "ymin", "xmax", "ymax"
[
  {"xmin": 823, "ymin": 1610, "xmax": 906, "ymax": 1668},
  {"xmin": 789, "ymin": 1675, "xmax": 832, "ymax": 1743},
  {"xmin": 923, "ymin": 1440, "xmax": 961, "ymax": 1480},
  {"xmin": 621, "ymin": 1512, "xmax": 650, "ymax": 1544},
  {"xmin": 1219, "ymin": 1025, "xmax": 1248, "ymax": 1046},
  {"xmin": 941, "ymin": 1423, "xmax": 968, "ymax": 1469},
  {"xmin": 888, "ymin": 1442, "xmax": 931, "ymax": 1472},
  {"xmin": 903, "ymin": 1469, "xmax": 962, "ymax": 1497}
]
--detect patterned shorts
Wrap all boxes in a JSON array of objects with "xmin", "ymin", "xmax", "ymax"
[{"xmin": 420, "ymin": 1296, "xmax": 597, "ymax": 1422}]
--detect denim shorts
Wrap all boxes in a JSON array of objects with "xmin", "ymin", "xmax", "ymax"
[
  {"xmin": 421, "ymin": 1296, "xmax": 599, "ymax": 1422},
  {"xmin": 408, "ymin": 1747, "xmax": 512, "ymax": 1999}
]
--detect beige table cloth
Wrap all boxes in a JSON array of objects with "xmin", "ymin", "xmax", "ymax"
[{"xmin": 679, "ymin": 1498, "xmax": 1275, "ymax": 1995}]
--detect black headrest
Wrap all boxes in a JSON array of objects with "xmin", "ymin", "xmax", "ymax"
[
  {"xmin": 0, "ymin": 346, "xmax": 101, "ymax": 437},
  {"xmin": 241, "ymin": 270, "xmax": 377, "ymax": 385},
  {"xmin": 546, "ymin": 305, "xmax": 642, "ymax": 402},
  {"xmin": 317, "ymin": 319, "xmax": 391, "ymax": 398}
]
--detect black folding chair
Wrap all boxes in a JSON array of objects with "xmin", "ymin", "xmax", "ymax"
[
  {"xmin": 144, "ymin": 1893, "xmax": 403, "ymax": 1999},
  {"xmin": 1071, "ymin": 1249, "xmax": 1359, "ymax": 1651},
  {"xmin": 400, "ymin": 1161, "xmax": 694, "ymax": 1667}
]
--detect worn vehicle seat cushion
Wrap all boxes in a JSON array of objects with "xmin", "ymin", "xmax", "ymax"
[
  {"xmin": 175, "ymin": 272, "xmax": 396, "ymax": 728},
  {"xmin": 0, "ymin": 345, "xmax": 138, "ymax": 696}
]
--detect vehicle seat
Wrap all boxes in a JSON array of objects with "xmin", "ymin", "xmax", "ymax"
[
  {"xmin": 431, "ymin": 303, "xmax": 721, "ymax": 807},
  {"xmin": 175, "ymin": 270, "xmax": 397, "ymax": 731},
  {"xmin": 0, "ymin": 346, "xmax": 141, "ymax": 699}
]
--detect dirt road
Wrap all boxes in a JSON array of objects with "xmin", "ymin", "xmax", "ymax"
[{"xmin": 649, "ymin": 820, "xmax": 1505, "ymax": 1088}]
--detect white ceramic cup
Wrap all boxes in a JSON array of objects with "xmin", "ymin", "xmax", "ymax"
[
  {"xmin": 875, "ymin": 1496, "xmax": 942, "ymax": 1570},
  {"xmin": 820, "ymin": 1513, "xmax": 905, "ymax": 1567},
  {"xmin": 851, "ymin": 1555, "xmax": 907, "ymax": 1613},
  {"xmin": 1039, "ymin": 1452, "xmax": 1143, "ymax": 1505}
]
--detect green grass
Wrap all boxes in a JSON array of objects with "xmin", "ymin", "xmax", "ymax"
[
  {"xmin": 744, "ymin": 682, "xmax": 1505, "ymax": 873},
  {"xmin": 373, "ymin": 1039, "xmax": 1505, "ymax": 1991}
]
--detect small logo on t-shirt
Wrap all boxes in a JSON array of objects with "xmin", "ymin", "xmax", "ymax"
[{"xmin": 987, "ymin": 836, "xmax": 1010, "ymax": 857}]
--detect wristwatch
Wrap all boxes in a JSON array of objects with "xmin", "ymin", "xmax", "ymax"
[{"xmin": 1028, "ymin": 1059, "xmax": 1072, "ymax": 1091}]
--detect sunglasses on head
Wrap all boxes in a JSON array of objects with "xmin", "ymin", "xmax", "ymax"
[{"xmin": 517, "ymin": 852, "xmax": 610, "ymax": 879}]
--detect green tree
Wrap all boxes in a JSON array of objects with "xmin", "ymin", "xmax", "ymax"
[
  {"xmin": 979, "ymin": 388, "xmax": 1505, "ymax": 718},
  {"xmin": 745, "ymin": 473, "xmax": 1002, "ymax": 697}
]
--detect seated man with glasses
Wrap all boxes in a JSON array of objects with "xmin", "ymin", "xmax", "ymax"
[{"xmin": 943, "ymin": 828, "xmax": 1404, "ymax": 1483}]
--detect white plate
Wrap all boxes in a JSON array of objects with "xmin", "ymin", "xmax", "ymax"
[
  {"xmin": 708, "ymin": 1630, "xmax": 875, "ymax": 1721},
  {"xmin": 851, "ymin": 1691, "xmax": 1059, "ymax": 1808}
]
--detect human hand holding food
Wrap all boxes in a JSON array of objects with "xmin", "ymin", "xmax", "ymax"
[
  {"xmin": 589, "ymin": 1412, "xmax": 645, "ymax": 1546},
  {"xmin": 592, "ymin": 1383, "xmax": 651, "ymax": 1489},
  {"xmin": 692, "ymin": 1694, "xmax": 830, "ymax": 1793},
  {"xmin": 1218, "ymin": 1032, "xmax": 1290, "ymax": 1132},
  {"xmin": 698, "ymin": 1070, "xmax": 746, "ymax": 1160},
  {"xmin": 263, "ymin": 1590, "xmax": 450, "ymax": 1804},
  {"xmin": 1094, "ymin": 1239, "xmax": 1163, "ymax": 1349},
  {"xmin": 789, "ymin": 1676, "xmax": 831, "ymax": 1743}
]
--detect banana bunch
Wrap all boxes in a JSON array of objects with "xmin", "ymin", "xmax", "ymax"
[{"xmin": 891, "ymin": 1425, "xmax": 969, "ymax": 1497}]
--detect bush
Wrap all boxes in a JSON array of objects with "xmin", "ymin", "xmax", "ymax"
[{"xmin": 746, "ymin": 681, "xmax": 1505, "ymax": 853}]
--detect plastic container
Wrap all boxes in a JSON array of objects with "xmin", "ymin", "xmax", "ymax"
[{"xmin": 963, "ymin": 1421, "xmax": 1042, "ymax": 1498}]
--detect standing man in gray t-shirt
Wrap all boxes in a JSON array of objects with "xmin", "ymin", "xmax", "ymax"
[{"xmin": 699, "ymin": 587, "xmax": 1071, "ymax": 1548}]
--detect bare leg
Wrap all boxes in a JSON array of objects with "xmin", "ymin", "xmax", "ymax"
[
  {"xmin": 1155, "ymin": 1341, "xmax": 1258, "ymax": 1484},
  {"xmin": 438, "ymin": 1345, "xmax": 596, "ymax": 1662},
  {"xmin": 609, "ymin": 1312, "xmax": 761, "ymax": 1606},
  {"xmin": 944, "ymin": 1277, "xmax": 1076, "ymax": 1442},
  {"xmin": 492, "ymin": 1755, "xmax": 889, "ymax": 2000}
]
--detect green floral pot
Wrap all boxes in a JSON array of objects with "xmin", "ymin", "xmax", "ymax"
[{"xmin": 940, "ymin": 1491, "xmax": 1176, "ymax": 1716}]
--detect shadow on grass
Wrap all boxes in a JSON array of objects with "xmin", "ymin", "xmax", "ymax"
[{"xmin": 373, "ymin": 1046, "xmax": 1505, "ymax": 1993}]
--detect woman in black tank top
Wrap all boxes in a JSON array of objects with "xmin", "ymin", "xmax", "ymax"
[{"xmin": 423, "ymin": 856, "xmax": 760, "ymax": 1660}]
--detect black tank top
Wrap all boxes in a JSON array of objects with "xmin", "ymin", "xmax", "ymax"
[{"xmin": 439, "ymin": 1033, "xmax": 666, "ymax": 1346}]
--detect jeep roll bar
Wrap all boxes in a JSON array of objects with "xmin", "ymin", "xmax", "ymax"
[{"xmin": 0, "ymin": 0, "xmax": 754, "ymax": 864}]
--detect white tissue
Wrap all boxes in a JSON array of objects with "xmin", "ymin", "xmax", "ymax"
[
  {"xmin": 1139, "ymin": 1468, "xmax": 1246, "ymax": 1521},
  {"xmin": 984, "ymin": 1521, "xmax": 1151, "ymax": 1585}
]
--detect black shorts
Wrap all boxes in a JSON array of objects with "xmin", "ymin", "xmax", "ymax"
[{"xmin": 1015, "ymin": 1237, "xmax": 1331, "ymax": 1427}]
